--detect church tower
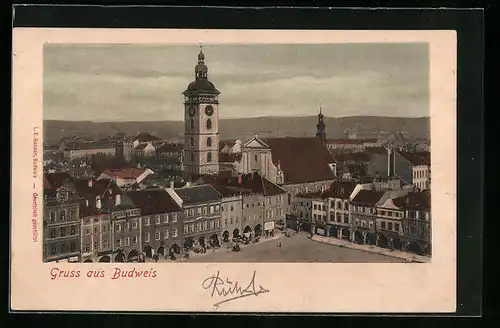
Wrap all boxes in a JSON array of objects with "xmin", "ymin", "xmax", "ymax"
[
  {"xmin": 183, "ymin": 46, "xmax": 220, "ymax": 179},
  {"xmin": 316, "ymin": 107, "xmax": 326, "ymax": 144}
]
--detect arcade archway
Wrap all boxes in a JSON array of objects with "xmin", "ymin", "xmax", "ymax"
[
  {"xmin": 127, "ymin": 249, "xmax": 139, "ymax": 262},
  {"xmin": 232, "ymin": 229, "xmax": 240, "ymax": 239},
  {"xmin": 407, "ymin": 241, "xmax": 422, "ymax": 254},
  {"xmin": 222, "ymin": 230, "xmax": 230, "ymax": 242},
  {"xmin": 84, "ymin": 259, "xmax": 93, "ymax": 263},
  {"xmin": 392, "ymin": 237, "xmax": 402, "ymax": 250},
  {"xmin": 114, "ymin": 250, "xmax": 126, "ymax": 263},
  {"xmin": 254, "ymin": 224, "xmax": 262, "ymax": 237},
  {"xmin": 144, "ymin": 245, "xmax": 153, "ymax": 258},
  {"xmin": 354, "ymin": 231, "xmax": 364, "ymax": 244},
  {"xmin": 210, "ymin": 234, "xmax": 219, "ymax": 247},
  {"xmin": 377, "ymin": 235, "xmax": 389, "ymax": 249},
  {"xmin": 99, "ymin": 255, "xmax": 111, "ymax": 263},
  {"xmin": 169, "ymin": 244, "xmax": 181, "ymax": 254},
  {"xmin": 184, "ymin": 237, "xmax": 193, "ymax": 250}
]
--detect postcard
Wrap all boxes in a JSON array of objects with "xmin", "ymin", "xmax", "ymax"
[{"xmin": 11, "ymin": 28, "xmax": 456, "ymax": 312}]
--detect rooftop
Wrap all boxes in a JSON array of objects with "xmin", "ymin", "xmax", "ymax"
[
  {"xmin": 174, "ymin": 184, "xmax": 222, "ymax": 205},
  {"xmin": 127, "ymin": 189, "xmax": 182, "ymax": 215}
]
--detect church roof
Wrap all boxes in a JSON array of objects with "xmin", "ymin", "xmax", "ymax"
[{"xmin": 263, "ymin": 137, "xmax": 337, "ymax": 185}]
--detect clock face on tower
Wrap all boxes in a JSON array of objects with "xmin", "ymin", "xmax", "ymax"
[
  {"xmin": 188, "ymin": 106, "xmax": 196, "ymax": 117},
  {"xmin": 205, "ymin": 105, "xmax": 214, "ymax": 116}
]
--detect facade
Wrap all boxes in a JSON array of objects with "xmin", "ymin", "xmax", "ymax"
[
  {"xmin": 366, "ymin": 147, "xmax": 391, "ymax": 178},
  {"xmin": 349, "ymin": 190, "xmax": 385, "ymax": 245},
  {"xmin": 43, "ymin": 173, "xmax": 81, "ymax": 263},
  {"xmin": 156, "ymin": 143, "xmax": 183, "ymax": 172},
  {"xmin": 134, "ymin": 142, "xmax": 156, "ymax": 158},
  {"xmin": 127, "ymin": 189, "xmax": 183, "ymax": 259},
  {"xmin": 394, "ymin": 191, "xmax": 431, "ymax": 255},
  {"xmin": 202, "ymin": 172, "xmax": 288, "ymax": 238},
  {"xmin": 109, "ymin": 195, "xmax": 143, "ymax": 262},
  {"xmin": 74, "ymin": 178, "xmax": 122, "ymax": 263},
  {"xmin": 174, "ymin": 185, "xmax": 222, "ymax": 249},
  {"xmin": 209, "ymin": 184, "xmax": 247, "ymax": 243},
  {"xmin": 183, "ymin": 47, "xmax": 220, "ymax": 178},
  {"xmin": 393, "ymin": 151, "xmax": 430, "ymax": 190}
]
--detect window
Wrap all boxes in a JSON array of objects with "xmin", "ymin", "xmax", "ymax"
[
  {"xmin": 172, "ymin": 229, "xmax": 178, "ymax": 237},
  {"xmin": 381, "ymin": 221, "xmax": 386, "ymax": 229},
  {"xmin": 343, "ymin": 214, "xmax": 349, "ymax": 224},
  {"xmin": 116, "ymin": 224, "xmax": 121, "ymax": 231},
  {"xmin": 69, "ymin": 209, "xmax": 76, "ymax": 220},
  {"xmin": 206, "ymin": 119, "xmax": 212, "ymax": 129},
  {"xmin": 387, "ymin": 211, "xmax": 393, "ymax": 217},
  {"xmin": 236, "ymin": 217, "xmax": 239, "ymax": 223},
  {"xmin": 215, "ymin": 205, "xmax": 220, "ymax": 212},
  {"xmin": 94, "ymin": 241, "xmax": 100, "ymax": 250},
  {"xmin": 388, "ymin": 222, "xmax": 393, "ymax": 230},
  {"xmin": 85, "ymin": 243, "xmax": 91, "ymax": 252},
  {"xmin": 190, "ymin": 209, "xmax": 195, "ymax": 216},
  {"xmin": 337, "ymin": 202, "xmax": 342, "ymax": 209},
  {"xmin": 103, "ymin": 239, "xmax": 108, "ymax": 249},
  {"xmin": 132, "ymin": 236, "xmax": 137, "ymax": 245},
  {"xmin": 210, "ymin": 220, "xmax": 215, "ymax": 229},
  {"xmin": 254, "ymin": 154, "xmax": 258, "ymax": 161},
  {"xmin": 155, "ymin": 215, "xmax": 161, "ymax": 225},
  {"xmin": 145, "ymin": 217, "xmax": 150, "ymax": 226},
  {"xmin": 184, "ymin": 225, "xmax": 189, "ymax": 234},
  {"xmin": 164, "ymin": 214, "xmax": 169, "ymax": 223},
  {"xmin": 50, "ymin": 228, "xmax": 56, "ymax": 238},
  {"xmin": 369, "ymin": 221, "xmax": 374, "ymax": 228},
  {"xmin": 60, "ymin": 210, "xmax": 66, "ymax": 221},
  {"xmin": 155, "ymin": 232, "xmax": 160, "ymax": 240},
  {"xmin": 202, "ymin": 207, "xmax": 207, "ymax": 215},
  {"xmin": 207, "ymin": 152, "xmax": 212, "ymax": 162},
  {"xmin": 189, "ymin": 224, "xmax": 194, "ymax": 233},
  {"xmin": 125, "ymin": 237, "xmax": 130, "ymax": 246},
  {"xmin": 230, "ymin": 205, "xmax": 234, "ymax": 211},
  {"xmin": 229, "ymin": 218, "xmax": 233, "ymax": 224},
  {"xmin": 102, "ymin": 224, "xmax": 108, "ymax": 232},
  {"xmin": 172, "ymin": 213, "xmax": 177, "ymax": 222},
  {"xmin": 116, "ymin": 239, "xmax": 121, "ymax": 247},
  {"xmin": 395, "ymin": 223, "xmax": 400, "ymax": 232},
  {"xmin": 132, "ymin": 220, "xmax": 138, "ymax": 229},
  {"xmin": 207, "ymin": 137, "xmax": 212, "ymax": 147},
  {"xmin": 190, "ymin": 119, "xmax": 194, "ymax": 129},
  {"xmin": 190, "ymin": 152, "xmax": 194, "ymax": 162},
  {"xmin": 70, "ymin": 241, "xmax": 76, "ymax": 252},
  {"xmin": 145, "ymin": 233, "xmax": 150, "ymax": 242},
  {"xmin": 60, "ymin": 227, "xmax": 66, "ymax": 237},
  {"xmin": 210, "ymin": 206, "xmax": 214, "ymax": 214},
  {"xmin": 126, "ymin": 222, "xmax": 130, "ymax": 230},
  {"xmin": 380, "ymin": 210, "xmax": 386, "ymax": 216},
  {"xmin": 50, "ymin": 244, "xmax": 57, "ymax": 255},
  {"xmin": 336, "ymin": 213, "xmax": 341, "ymax": 222},
  {"xmin": 50, "ymin": 212, "xmax": 56, "ymax": 222},
  {"xmin": 164, "ymin": 230, "xmax": 169, "ymax": 239},
  {"xmin": 330, "ymin": 213, "xmax": 334, "ymax": 221},
  {"xmin": 93, "ymin": 226, "xmax": 98, "ymax": 234},
  {"xmin": 361, "ymin": 221, "xmax": 366, "ymax": 227}
]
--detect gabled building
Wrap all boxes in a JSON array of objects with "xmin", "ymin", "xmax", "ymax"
[
  {"xmin": 173, "ymin": 184, "xmax": 222, "ymax": 250},
  {"xmin": 127, "ymin": 189, "xmax": 183, "ymax": 259},
  {"xmin": 43, "ymin": 172, "xmax": 81, "ymax": 263},
  {"xmin": 393, "ymin": 151, "xmax": 430, "ymax": 191},
  {"xmin": 74, "ymin": 178, "xmax": 122, "ymax": 263}
]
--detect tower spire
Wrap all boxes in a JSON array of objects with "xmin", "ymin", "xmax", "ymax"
[{"xmin": 316, "ymin": 106, "xmax": 326, "ymax": 144}]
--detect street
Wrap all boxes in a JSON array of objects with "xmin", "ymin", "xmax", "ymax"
[{"xmin": 186, "ymin": 232, "xmax": 406, "ymax": 263}]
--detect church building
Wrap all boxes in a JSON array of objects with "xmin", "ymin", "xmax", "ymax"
[{"xmin": 183, "ymin": 46, "xmax": 220, "ymax": 180}]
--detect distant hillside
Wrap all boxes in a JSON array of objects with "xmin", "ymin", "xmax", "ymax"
[{"xmin": 43, "ymin": 116, "xmax": 430, "ymax": 145}]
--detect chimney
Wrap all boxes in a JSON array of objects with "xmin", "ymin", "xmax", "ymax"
[
  {"xmin": 88, "ymin": 179, "xmax": 93, "ymax": 188},
  {"xmin": 170, "ymin": 181, "xmax": 174, "ymax": 189},
  {"xmin": 115, "ymin": 194, "xmax": 121, "ymax": 206},
  {"xmin": 96, "ymin": 196, "xmax": 102, "ymax": 209}
]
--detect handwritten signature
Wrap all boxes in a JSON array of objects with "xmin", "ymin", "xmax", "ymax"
[{"xmin": 202, "ymin": 270, "xmax": 270, "ymax": 309}]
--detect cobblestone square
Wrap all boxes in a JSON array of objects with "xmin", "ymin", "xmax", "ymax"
[{"xmin": 186, "ymin": 232, "xmax": 406, "ymax": 263}]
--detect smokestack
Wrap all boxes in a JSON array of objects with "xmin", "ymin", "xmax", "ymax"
[
  {"xmin": 96, "ymin": 196, "xmax": 102, "ymax": 209},
  {"xmin": 115, "ymin": 194, "xmax": 121, "ymax": 206},
  {"xmin": 170, "ymin": 181, "xmax": 174, "ymax": 189},
  {"xmin": 88, "ymin": 179, "xmax": 93, "ymax": 188}
]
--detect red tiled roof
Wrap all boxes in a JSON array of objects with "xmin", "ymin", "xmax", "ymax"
[
  {"xmin": 101, "ymin": 168, "xmax": 148, "ymax": 179},
  {"xmin": 127, "ymin": 189, "xmax": 182, "ymax": 215},
  {"xmin": 351, "ymin": 190, "xmax": 385, "ymax": 206},
  {"xmin": 263, "ymin": 137, "xmax": 336, "ymax": 184}
]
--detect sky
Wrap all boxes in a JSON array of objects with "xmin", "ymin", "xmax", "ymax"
[{"xmin": 43, "ymin": 43, "xmax": 429, "ymax": 122}]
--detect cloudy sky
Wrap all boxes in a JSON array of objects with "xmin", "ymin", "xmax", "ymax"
[{"xmin": 44, "ymin": 43, "xmax": 429, "ymax": 121}]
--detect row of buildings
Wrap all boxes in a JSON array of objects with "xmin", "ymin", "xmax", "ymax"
[
  {"xmin": 295, "ymin": 179, "xmax": 431, "ymax": 255},
  {"xmin": 42, "ymin": 170, "xmax": 288, "ymax": 263}
]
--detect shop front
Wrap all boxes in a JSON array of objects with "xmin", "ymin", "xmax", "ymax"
[{"xmin": 264, "ymin": 221, "xmax": 275, "ymax": 237}]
